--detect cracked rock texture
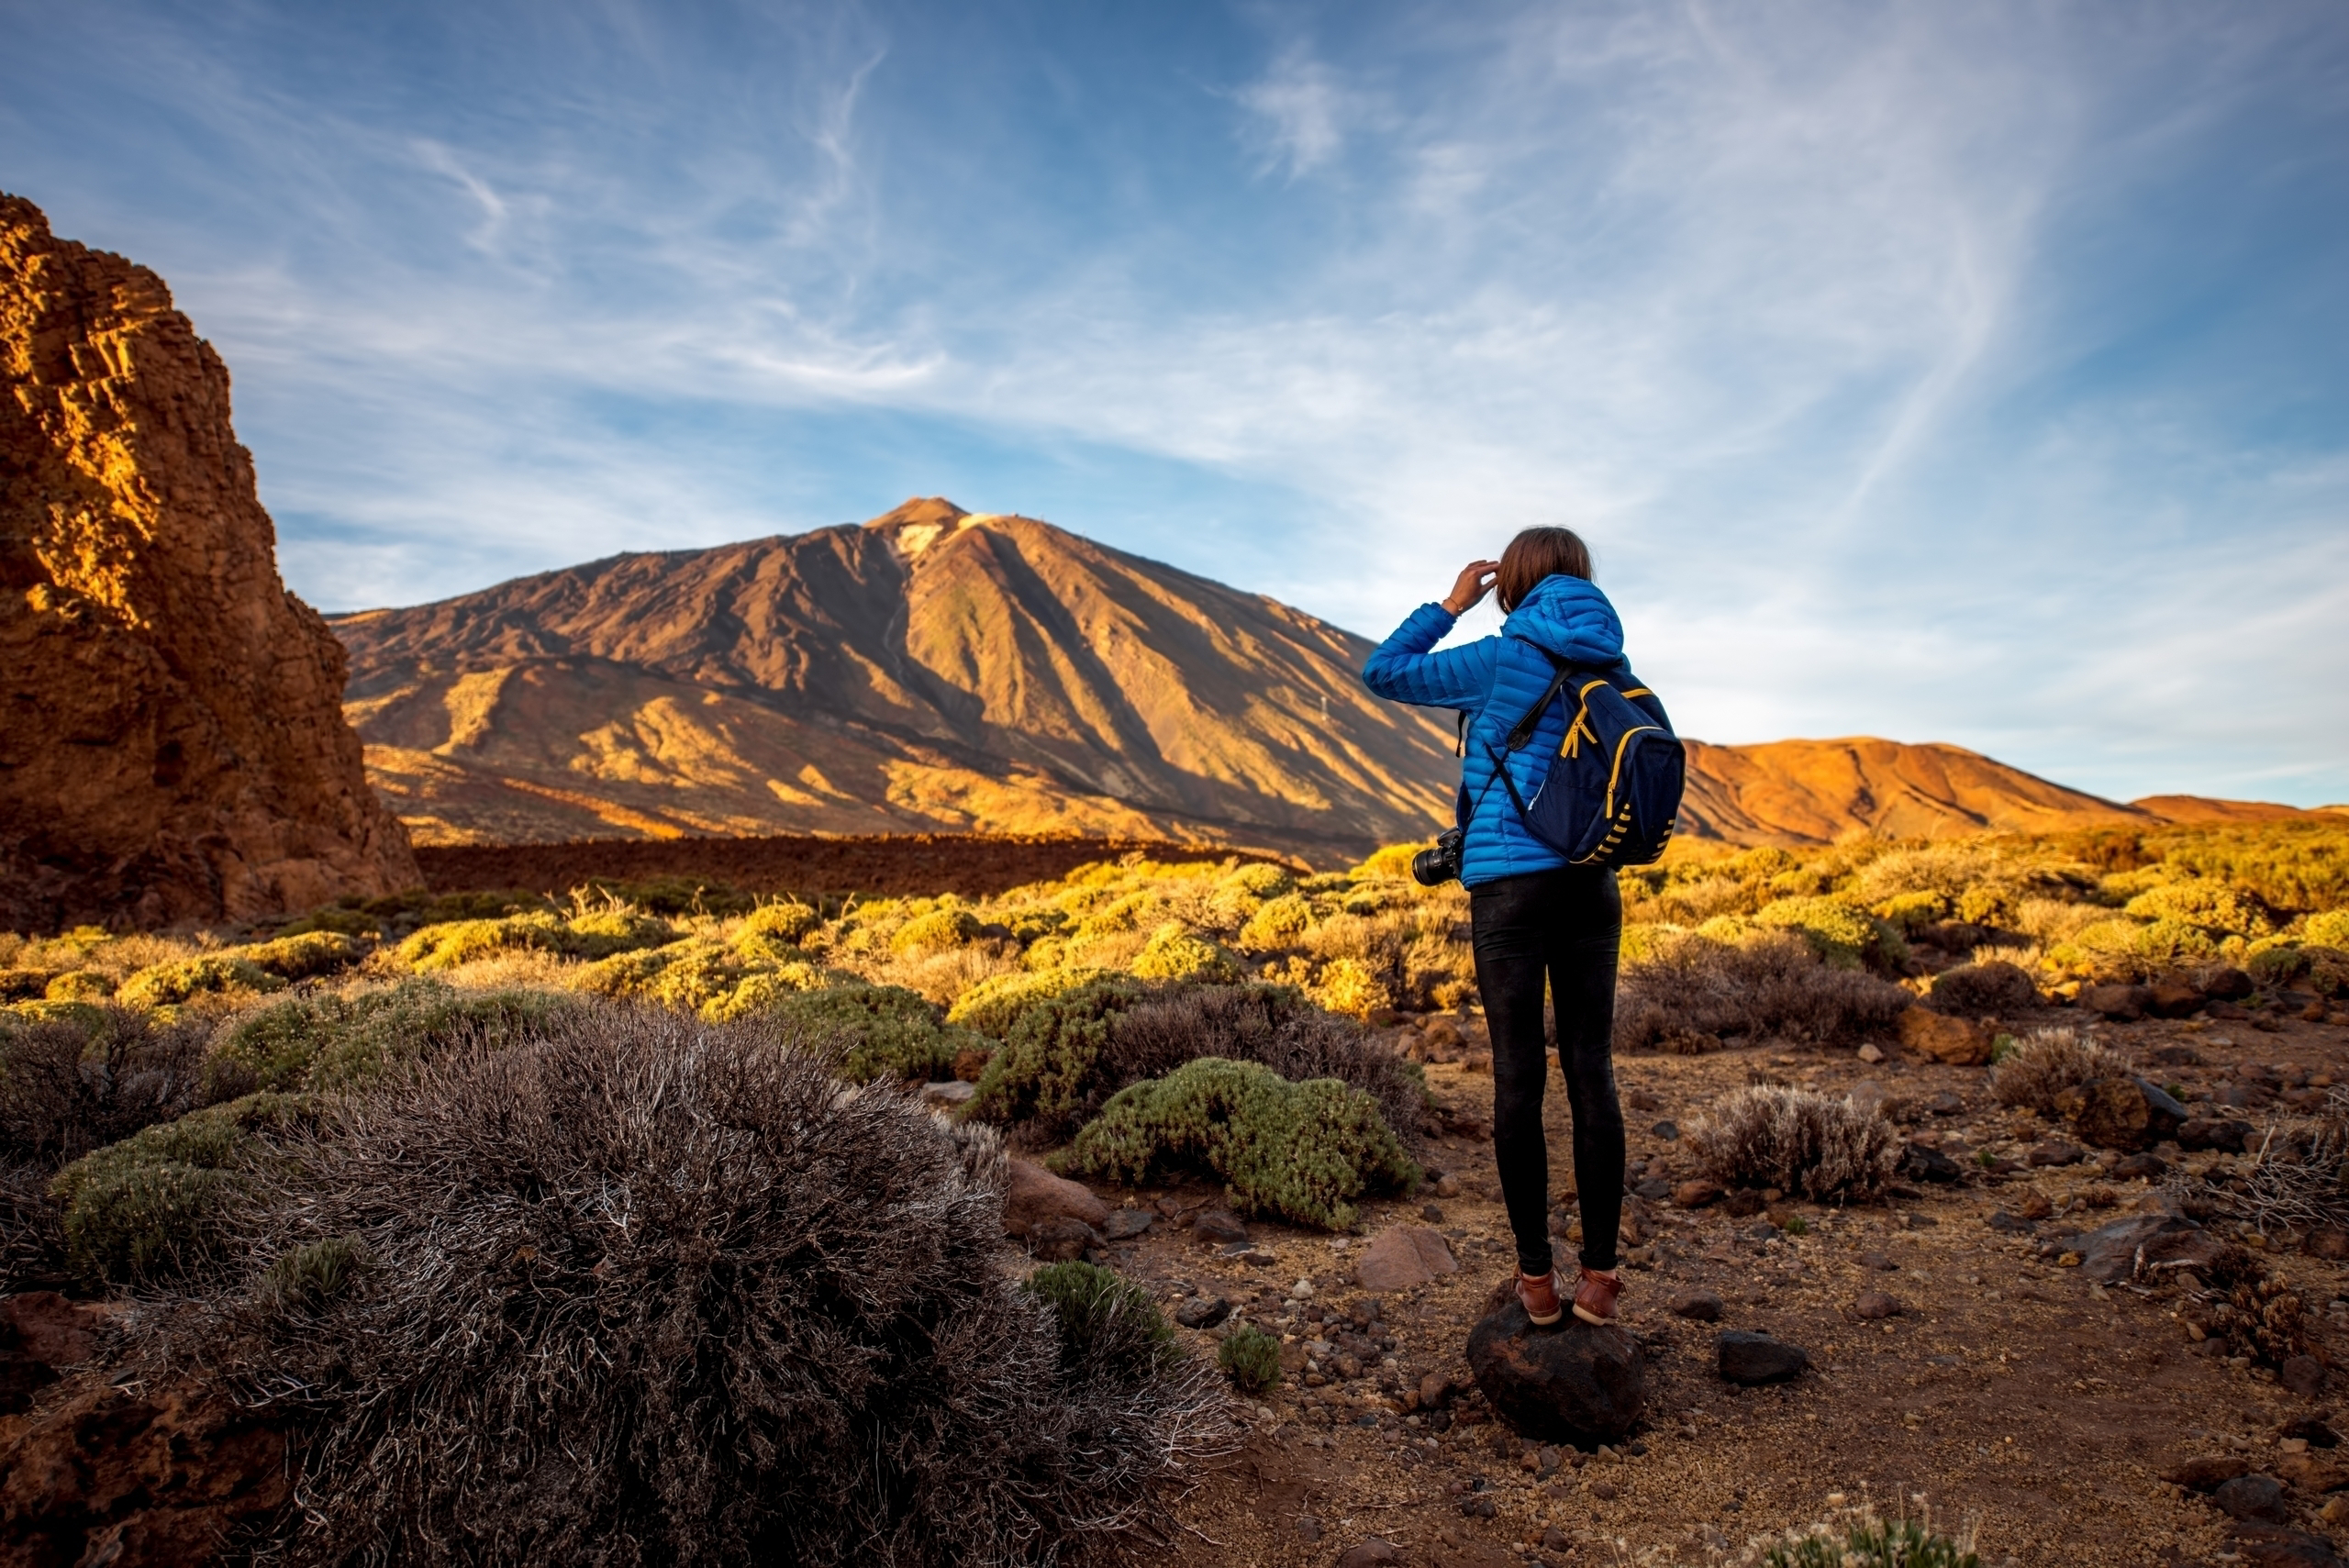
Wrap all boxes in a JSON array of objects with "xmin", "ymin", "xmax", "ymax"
[{"xmin": 1, "ymin": 193, "xmax": 415, "ymax": 929}]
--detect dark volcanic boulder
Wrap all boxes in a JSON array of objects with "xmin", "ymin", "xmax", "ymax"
[
  {"xmin": 2181, "ymin": 1118, "xmax": 2254, "ymax": 1153},
  {"xmin": 2056, "ymin": 1076, "xmax": 2188, "ymax": 1151},
  {"xmin": 1467, "ymin": 1298, "xmax": 1644, "ymax": 1443},
  {"xmin": 2076, "ymin": 1213, "xmax": 2224, "ymax": 1284},
  {"xmin": 1717, "ymin": 1329, "xmax": 1809, "ymax": 1385}
]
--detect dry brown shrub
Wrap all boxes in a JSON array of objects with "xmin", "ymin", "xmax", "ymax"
[
  {"xmin": 1684, "ymin": 1085, "xmax": 1900, "ymax": 1200},
  {"xmin": 1987, "ymin": 1027, "xmax": 2130, "ymax": 1114},
  {"xmin": 1920, "ymin": 960, "xmax": 2041, "ymax": 1017},
  {"xmin": 2170, "ymin": 1086, "xmax": 2349, "ymax": 1238},
  {"xmin": 171, "ymin": 1005, "xmax": 1219, "ymax": 1566},
  {"xmin": 0, "ymin": 1007, "xmax": 207, "ymax": 1167},
  {"xmin": 1612, "ymin": 931, "xmax": 1912, "ymax": 1053}
]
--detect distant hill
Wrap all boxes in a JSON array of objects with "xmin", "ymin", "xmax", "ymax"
[{"xmin": 330, "ymin": 499, "xmax": 2306, "ymax": 862}]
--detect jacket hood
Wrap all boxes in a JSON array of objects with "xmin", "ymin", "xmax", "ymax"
[{"xmin": 1500, "ymin": 573, "xmax": 1624, "ymax": 666}]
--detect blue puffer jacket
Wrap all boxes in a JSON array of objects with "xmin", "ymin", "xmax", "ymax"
[{"xmin": 1361, "ymin": 573, "xmax": 1635, "ymax": 888}]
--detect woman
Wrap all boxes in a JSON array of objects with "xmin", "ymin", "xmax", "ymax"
[{"xmin": 1360, "ymin": 527, "xmax": 1634, "ymax": 1328}]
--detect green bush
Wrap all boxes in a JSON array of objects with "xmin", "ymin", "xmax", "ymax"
[
  {"xmin": 2122, "ymin": 880, "xmax": 2271, "ymax": 938},
  {"xmin": 1055, "ymin": 1057, "xmax": 1419, "ymax": 1230},
  {"xmin": 116, "ymin": 955, "xmax": 286, "ymax": 1010},
  {"xmin": 700, "ymin": 964, "xmax": 835, "ymax": 1021},
  {"xmin": 1752, "ymin": 898, "xmax": 1906, "ymax": 972},
  {"xmin": 1217, "ymin": 1324, "xmax": 1284, "ymax": 1394},
  {"xmin": 202, "ymin": 980, "xmax": 584, "ymax": 1098},
  {"xmin": 946, "ymin": 967, "xmax": 1115, "ymax": 1038},
  {"xmin": 43, "ymin": 971, "xmax": 112, "ymax": 1001},
  {"xmin": 1873, "ymin": 890, "xmax": 1948, "ymax": 934},
  {"xmin": 892, "ymin": 906, "xmax": 984, "ymax": 953},
  {"xmin": 1236, "ymin": 894, "xmax": 1315, "ymax": 951},
  {"xmin": 1022, "ymin": 1260, "xmax": 1177, "ymax": 1384},
  {"xmin": 2299, "ymin": 907, "xmax": 2349, "ymax": 945},
  {"xmin": 750, "ymin": 983, "xmax": 981, "ymax": 1083},
  {"xmin": 395, "ymin": 909, "xmax": 674, "ymax": 972},
  {"xmin": 737, "ymin": 899, "xmax": 821, "ymax": 945},
  {"xmin": 233, "ymin": 930, "xmax": 363, "ymax": 981},
  {"xmin": 1128, "ymin": 923, "xmax": 1238, "ymax": 984},
  {"xmin": 1763, "ymin": 1512, "xmax": 1979, "ymax": 1568},
  {"xmin": 968, "ymin": 977, "xmax": 1146, "ymax": 1138},
  {"xmin": 575, "ymin": 940, "xmax": 746, "ymax": 1012},
  {"xmin": 262, "ymin": 1234, "xmax": 370, "ymax": 1311},
  {"xmin": 50, "ymin": 1091, "xmax": 316, "ymax": 1284}
]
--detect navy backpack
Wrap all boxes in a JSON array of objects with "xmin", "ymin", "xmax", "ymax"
[{"xmin": 1486, "ymin": 652, "xmax": 1687, "ymax": 867}]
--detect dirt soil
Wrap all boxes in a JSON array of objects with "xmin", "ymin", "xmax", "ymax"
[
  {"xmin": 1080, "ymin": 1005, "xmax": 2349, "ymax": 1567},
  {"xmin": 414, "ymin": 832, "xmax": 1298, "ymax": 901}
]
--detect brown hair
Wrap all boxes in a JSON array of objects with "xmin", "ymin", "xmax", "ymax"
[{"xmin": 1495, "ymin": 527, "xmax": 1593, "ymax": 613}]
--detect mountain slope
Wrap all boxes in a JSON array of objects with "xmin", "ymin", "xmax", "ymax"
[{"xmin": 333, "ymin": 500, "xmax": 1458, "ymax": 855}]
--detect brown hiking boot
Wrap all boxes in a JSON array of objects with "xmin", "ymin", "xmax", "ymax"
[
  {"xmin": 1516, "ymin": 1267, "xmax": 1564, "ymax": 1327},
  {"xmin": 1572, "ymin": 1267, "xmax": 1621, "ymax": 1326}
]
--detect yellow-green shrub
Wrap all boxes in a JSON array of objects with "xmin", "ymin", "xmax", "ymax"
[
  {"xmin": 1128, "ymin": 924, "xmax": 1237, "ymax": 984},
  {"xmin": 892, "ymin": 907, "xmax": 984, "ymax": 954},
  {"xmin": 2302, "ymin": 910, "xmax": 2349, "ymax": 948},
  {"xmin": 117, "ymin": 955, "xmax": 286, "ymax": 1009},
  {"xmin": 232, "ymin": 930, "xmax": 363, "ymax": 981},
  {"xmin": 699, "ymin": 964, "xmax": 834, "ymax": 1022},
  {"xmin": 2122, "ymin": 881, "xmax": 2272, "ymax": 938},
  {"xmin": 396, "ymin": 913, "xmax": 567, "ymax": 972},
  {"xmin": 947, "ymin": 968, "xmax": 1118, "ymax": 1038},
  {"xmin": 1874, "ymin": 891, "xmax": 1948, "ymax": 934},
  {"xmin": 43, "ymin": 971, "xmax": 114, "ymax": 1001},
  {"xmin": 1752, "ymin": 897, "xmax": 1906, "ymax": 973},
  {"xmin": 737, "ymin": 899, "xmax": 820, "ymax": 945},
  {"xmin": 201, "ymin": 980, "xmax": 585, "ymax": 1098},
  {"xmin": 1307, "ymin": 956, "xmax": 1393, "ymax": 1020},
  {"xmin": 1237, "ymin": 894, "xmax": 1315, "ymax": 951}
]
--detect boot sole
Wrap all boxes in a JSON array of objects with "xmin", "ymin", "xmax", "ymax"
[
  {"xmin": 1523, "ymin": 1303, "xmax": 1564, "ymax": 1326},
  {"xmin": 1571, "ymin": 1304, "xmax": 1612, "ymax": 1326}
]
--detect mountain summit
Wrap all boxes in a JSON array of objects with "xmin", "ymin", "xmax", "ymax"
[{"xmin": 334, "ymin": 500, "xmax": 1458, "ymax": 853}]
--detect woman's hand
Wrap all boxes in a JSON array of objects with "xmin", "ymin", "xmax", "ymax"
[{"xmin": 1442, "ymin": 560, "xmax": 1500, "ymax": 616}]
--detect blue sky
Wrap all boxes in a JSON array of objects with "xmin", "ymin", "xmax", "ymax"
[{"xmin": 5, "ymin": 0, "xmax": 2345, "ymax": 805}]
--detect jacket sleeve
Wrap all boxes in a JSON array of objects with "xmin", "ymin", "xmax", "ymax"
[{"xmin": 1360, "ymin": 604, "xmax": 1497, "ymax": 710}]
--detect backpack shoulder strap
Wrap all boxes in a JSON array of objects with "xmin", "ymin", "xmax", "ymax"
[{"xmin": 1502, "ymin": 650, "xmax": 1576, "ymax": 752}]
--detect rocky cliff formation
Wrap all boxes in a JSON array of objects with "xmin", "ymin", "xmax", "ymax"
[{"xmin": 0, "ymin": 194, "xmax": 417, "ymax": 930}]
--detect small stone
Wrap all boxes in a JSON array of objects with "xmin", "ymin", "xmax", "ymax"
[
  {"xmin": 1673, "ymin": 1180, "xmax": 1722, "ymax": 1208},
  {"xmin": 1434, "ymin": 1173, "xmax": 1462, "ymax": 1198},
  {"xmin": 1898, "ymin": 1143, "xmax": 1963, "ymax": 1184},
  {"xmin": 1589, "ymin": 1479, "xmax": 1620, "ymax": 1500},
  {"xmin": 2226, "ymin": 1522, "xmax": 2347, "ymax": 1566},
  {"xmin": 2076, "ymin": 1213, "xmax": 2225, "ymax": 1284},
  {"xmin": 1632, "ymin": 1177, "xmax": 1673, "ymax": 1201},
  {"xmin": 1857, "ymin": 1041, "xmax": 1886, "ymax": 1064},
  {"xmin": 1419, "ymin": 1372, "xmax": 1453, "ymax": 1409},
  {"xmin": 1336, "ymin": 1540, "xmax": 1399, "ymax": 1567},
  {"xmin": 1717, "ymin": 1330, "xmax": 1809, "ymax": 1385},
  {"xmin": 2149, "ymin": 980, "xmax": 2206, "ymax": 1019},
  {"xmin": 919, "ymin": 1078, "xmax": 977, "ymax": 1108},
  {"xmin": 2180, "ymin": 1118, "xmax": 2254, "ymax": 1153},
  {"xmin": 2283, "ymin": 1356, "xmax": 2328, "ymax": 1398},
  {"xmin": 1925, "ymin": 1091, "xmax": 1965, "ymax": 1117},
  {"xmin": 1670, "ymin": 1289, "xmax": 1725, "ymax": 1322},
  {"xmin": 2081, "ymin": 983, "xmax": 2155, "ymax": 1022},
  {"xmin": 2166, "ymin": 1454, "xmax": 2253, "ymax": 1491},
  {"xmin": 1653, "ymin": 1119, "xmax": 1680, "ymax": 1140},
  {"xmin": 1421, "ymin": 1203, "xmax": 1445, "ymax": 1222},
  {"xmin": 1174, "ymin": 1296, "xmax": 1230, "ymax": 1329},
  {"xmin": 1002, "ymin": 1158, "xmax": 1111, "ymax": 1237},
  {"xmin": 2057, "ymin": 1076, "xmax": 2189, "ymax": 1151},
  {"xmin": 1854, "ymin": 1292, "xmax": 1903, "ymax": 1320},
  {"xmin": 1356, "ymin": 1227, "xmax": 1459, "ymax": 1291},
  {"xmin": 1099, "ymin": 1208, "xmax": 1154, "ymax": 1240},
  {"xmin": 2026, "ymin": 1141, "xmax": 2085, "ymax": 1167},
  {"xmin": 1026, "ymin": 1215, "xmax": 1101, "ymax": 1261},
  {"xmin": 1296, "ymin": 1514, "xmax": 1321, "ymax": 1542},
  {"xmin": 2212, "ymin": 1473, "xmax": 2288, "ymax": 1523},
  {"xmin": 1289, "ymin": 1277, "xmax": 1316, "ymax": 1300},
  {"xmin": 1899, "ymin": 1006, "xmax": 1993, "ymax": 1065},
  {"xmin": 2203, "ymin": 967, "xmax": 2257, "ymax": 1001},
  {"xmin": 2112, "ymin": 1152, "xmax": 2170, "ymax": 1182},
  {"xmin": 1542, "ymin": 1525, "xmax": 1572, "ymax": 1551},
  {"xmin": 1860, "ymin": 1251, "xmax": 1897, "ymax": 1271},
  {"xmin": 1191, "ymin": 1208, "xmax": 1249, "ymax": 1244},
  {"xmin": 2283, "ymin": 1418, "xmax": 2342, "ymax": 1448},
  {"xmin": 2305, "ymin": 1229, "xmax": 2349, "ymax": 1261}
]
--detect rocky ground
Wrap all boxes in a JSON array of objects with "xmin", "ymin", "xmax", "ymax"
[{"xmin": 1066, "ymin": 997, "xmax": 2349, "ymax": 1567}]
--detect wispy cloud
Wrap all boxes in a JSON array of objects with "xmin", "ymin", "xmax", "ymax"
[{"xmin": 3, "ymin": 0, "xmax": 2343, "ymax": 802}]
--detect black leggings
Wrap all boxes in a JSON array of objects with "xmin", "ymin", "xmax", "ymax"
[{"xmin": 1469, "ymin": 865, "xmax": 1625, "ymax": 1276}]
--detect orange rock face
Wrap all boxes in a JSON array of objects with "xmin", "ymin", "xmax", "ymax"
[{"xmin": 0, "ymin": 194, "xmax": 416, "ymax": 930}]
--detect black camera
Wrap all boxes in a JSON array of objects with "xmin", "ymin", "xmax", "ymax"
[{"xmin": 1411, "ymin": 827, "xmax": 1464, "ymax": 887}]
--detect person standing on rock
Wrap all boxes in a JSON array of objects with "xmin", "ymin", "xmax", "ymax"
[{"xmin": 1360, "ymin": 527, "xmax": 1631, "ymax": 1329}]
